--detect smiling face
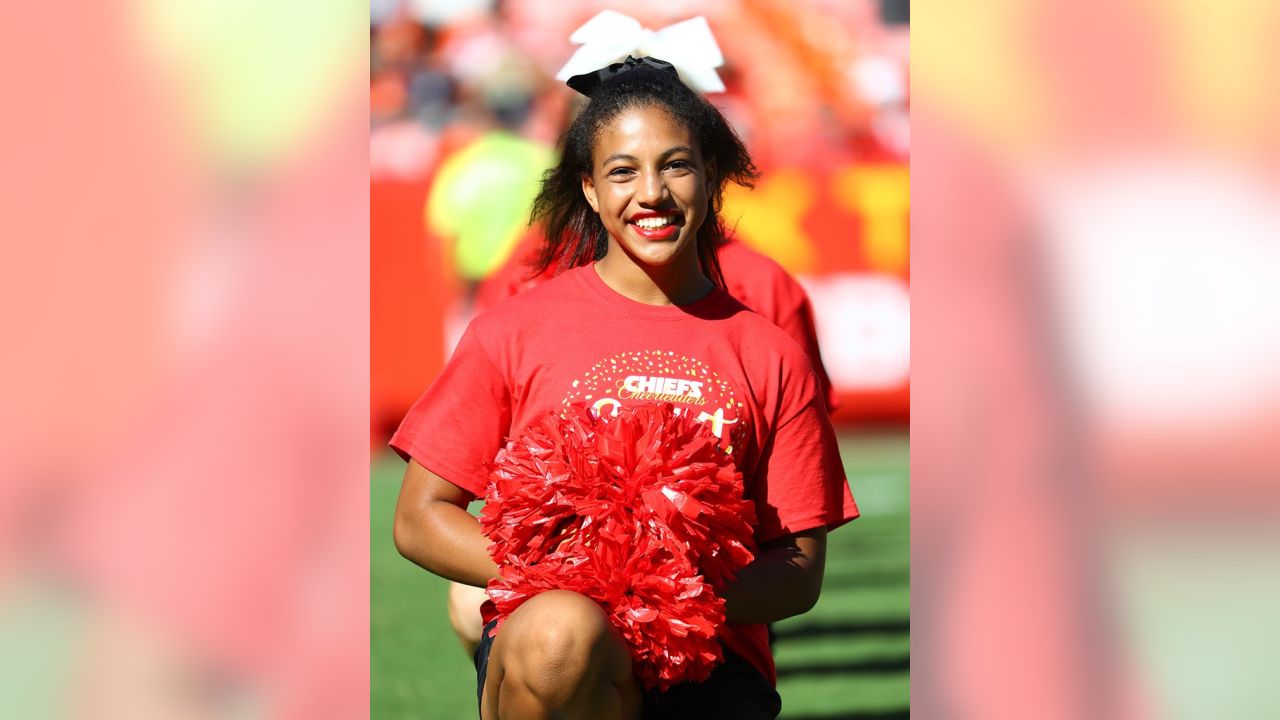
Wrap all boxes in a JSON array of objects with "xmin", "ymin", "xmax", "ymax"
[{"xmin": 581, "ymin": 105, "xmax": 712, "ymax": 272}]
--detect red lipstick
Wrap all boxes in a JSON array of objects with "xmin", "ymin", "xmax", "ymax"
[{"xmin": 628, "ymin": 211, "xmax": 681, "ymax": 240}]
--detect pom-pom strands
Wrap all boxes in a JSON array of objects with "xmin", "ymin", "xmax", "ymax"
[{"xmin": 480, "ymin": 403, "xmax": 757, "ymax": 691}]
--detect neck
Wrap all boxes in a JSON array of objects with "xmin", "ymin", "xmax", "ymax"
[{"xmin": 595, "ymin": 244, "xmax": 713, "ymax": 306}]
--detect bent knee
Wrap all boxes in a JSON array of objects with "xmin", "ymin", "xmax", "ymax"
[
  {"xmin": 496, "ymin": 592, "xmax": 627, "ymax": 699},
  {"xmin": 514, "ymin": 591, "xmax": 613, "ymax": 661}
]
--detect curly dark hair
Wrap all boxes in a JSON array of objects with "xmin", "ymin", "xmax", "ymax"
[{"xmin": 528, "ymin": 64, "xmax": 759, "ymax": 288}]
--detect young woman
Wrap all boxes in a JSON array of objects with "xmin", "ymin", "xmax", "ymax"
[{"xmin": 391, "ymin": 57, "xmax": 858, "ymax": 720}]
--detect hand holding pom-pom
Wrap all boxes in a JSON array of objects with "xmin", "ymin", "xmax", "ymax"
[{"xmin": 480, "ymin": 403, "xmax": 757, "ymax": 691}]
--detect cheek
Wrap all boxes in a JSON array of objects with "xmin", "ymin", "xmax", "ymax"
[
  {"xmin": 684, "ymin": 181, "xmax": 710, "ymax": 216},
  {"xmin": 603, "ymin": 188, "xmax": 631, "ymax": 216}
]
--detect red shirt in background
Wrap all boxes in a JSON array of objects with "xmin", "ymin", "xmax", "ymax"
[{"xmin": 393, "ymin": 263, "xmax": 858, "ymax": 685}]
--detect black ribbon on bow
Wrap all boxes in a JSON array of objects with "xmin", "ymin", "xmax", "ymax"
[{"xmin": 566, "ymin": 55, "xmax": 681, "ymax": 97}]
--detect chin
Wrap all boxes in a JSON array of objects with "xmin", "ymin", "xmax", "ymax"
[{"xmin": 627, "ymin": 246, "xmax": 684, "ymax": 269}]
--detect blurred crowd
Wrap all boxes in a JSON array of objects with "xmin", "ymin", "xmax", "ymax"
[{"xmin": 370, "ymin": 0, "xmax": 909, "ymax": 184}]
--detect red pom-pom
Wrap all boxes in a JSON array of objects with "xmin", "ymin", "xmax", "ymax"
[{"xmin": 480, "ymin": 403, "xmax": 757, "ymax": 691}]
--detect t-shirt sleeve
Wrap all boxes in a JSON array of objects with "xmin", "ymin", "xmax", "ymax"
[
  {"xmin": 389, "ymin": 323, "xmax": 511, "ymax": 498},
  {"xmin": 750, "ymin": 356, "xmax": 859, "ymax": 545}
]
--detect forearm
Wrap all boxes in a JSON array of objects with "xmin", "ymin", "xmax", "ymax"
[
  {"xmin": 721, "ymin": 528, "xmax": 826, "ymax": 624},
  {"xmin": 394, "ymin": 461, "xmax": 501, "ymax": 587},
  {"xmin": 395, "ymin": 500, "xmax": 499, "ymax": 587}
]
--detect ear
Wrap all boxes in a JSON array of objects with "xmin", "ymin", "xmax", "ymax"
[
  {"xmin": 581, "ymin": 173, "xmax": 600, "ymax": 213},
  {"xmin": 704, "ymin": 157, "xmax": 718, "ymax": 191}
]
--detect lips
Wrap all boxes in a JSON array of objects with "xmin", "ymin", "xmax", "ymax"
[{"xmin": 628, "ymin": 212, "xmax": 681, "ymax": 240}]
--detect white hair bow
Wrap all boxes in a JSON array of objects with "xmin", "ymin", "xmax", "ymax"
[{"xmin": 555, "ymin": 11, "xmax": 726, "ymax": 94}]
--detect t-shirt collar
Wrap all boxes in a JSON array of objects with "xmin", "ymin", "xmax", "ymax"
[{"xmin": 575, "ymin": 262, "xmax": 729, "ymax": 320}]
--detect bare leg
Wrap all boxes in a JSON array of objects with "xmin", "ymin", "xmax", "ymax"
[
  {"xmin": 448, "ymin": 581, "xmax": 489, "ymax": 656},
  {"xmin": 480, "ymin": 590, "xmax": 641, "ymax": 720}
]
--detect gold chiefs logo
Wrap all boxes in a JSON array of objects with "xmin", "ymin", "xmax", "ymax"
[
  {"xmin": 593, "ymin": 375, "xmax": 738, "ymax": 440},
  {"xmin": 567, "ymin": 351, "xmax": 743, "ymax": 446},
  {"xmin": 616, "ymin": 375, "xmax": 707, "ymax": 404}
]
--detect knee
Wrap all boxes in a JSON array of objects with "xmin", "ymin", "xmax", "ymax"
[
  {"xmin": 519, "ymin": 590, "xmax": 612, "ymax": 670},
  {"xmin": 501, "ymin": 591, "xmax": 620, "ymax": 701}
]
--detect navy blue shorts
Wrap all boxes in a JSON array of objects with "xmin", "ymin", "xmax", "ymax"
[{"xmin": 474, "ymin": 620, "xmax": 781, "ymax": 719}]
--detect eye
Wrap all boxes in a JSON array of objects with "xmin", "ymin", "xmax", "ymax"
[
  {"xmin": 664, "ymin": 159, "xmax": 693, "ymax": 173},
  {"xmin": 607, "ymin": 166, "xmax": 635, "ymax": 179}
]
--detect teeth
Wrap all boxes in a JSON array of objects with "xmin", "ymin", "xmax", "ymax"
[{"xmin": 633, "ymin": 216, "xmax": 674, "ymax": 229}]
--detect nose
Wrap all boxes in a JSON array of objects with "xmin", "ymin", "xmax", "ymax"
[{"xmin": 636, "ymin": 168, "xmax": 669, "ymax": 206}]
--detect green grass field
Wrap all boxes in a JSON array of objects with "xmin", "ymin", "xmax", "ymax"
[{"xmin": 371, "ymin": 429, "xmax": 909, "ymax": 719}]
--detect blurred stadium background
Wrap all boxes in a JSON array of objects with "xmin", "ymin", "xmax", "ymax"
[
  {"xmin": 4, "ymin": 0, "xmax": 1279, "ymax": 717},
  {"xmin": 5, "ymin": 0, "xmax": 1280, "ymax": 716},
  {"xmin": 368, "ymin": 1, "xmax": 910, "ymax": 718}
]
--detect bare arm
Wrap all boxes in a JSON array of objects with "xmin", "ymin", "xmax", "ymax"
[
  {"xmin": 392, "ymin": 459, "xmax": 499, "ymax": 588},
  {"xmin": 721, "ymin": 527, "xmax": 827, "ymax": 624}
]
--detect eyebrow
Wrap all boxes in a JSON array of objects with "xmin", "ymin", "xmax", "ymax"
[{"xmin": 600, "ymin": 146, "xmax": 695, "ymax": 166}]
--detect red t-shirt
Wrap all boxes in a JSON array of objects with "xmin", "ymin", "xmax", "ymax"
[
  {"xmin": 716, "ymin": 240, "xmax": 838, "ymax": 413},
  {"xmin": 392, "ymin": 263, "xmax": 859, "ymax": 685},
  {"xmin": 477, "ymin": 235, "xmax": 839, "ymax": 411}
]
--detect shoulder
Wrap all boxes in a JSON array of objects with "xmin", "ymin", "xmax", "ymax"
[
  {"xmin": 718, "ymin": 240, "xmax": 797, "ymax": 283},
  {"xmin": 717, "ymin": 241, "xmax": 810, "ymax": 315},
  {"xmin": 713, "ymin": 290, "xmax": 811, "ymax": 366},
  {"xmin": 719, "ymin": 239, "xmax": 784, "ymax": 273},
  {"xmin": 711, "ymin": 290, "xmax": 823, "ymax": 411}
]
